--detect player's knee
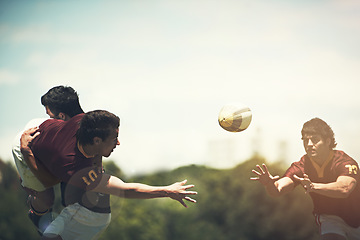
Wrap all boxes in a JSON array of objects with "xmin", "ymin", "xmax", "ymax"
[
  {"xmin": 35, "ymin": 188, "xmax": 55, "ymax": 207},
  {"xmin": 43, "ymin": 192, "xmax": 55, "ymax": 207}
]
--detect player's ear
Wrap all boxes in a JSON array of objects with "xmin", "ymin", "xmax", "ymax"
[
  {"xmin": 58, "ymin": 112, "xmax": 71, "ymax": 121},
  {"xmin": 325, "ymin": 137, "xmax": 331, "ymax": 148},
  {"xmin": 58, "ymin": 112, "xmax": 66, "ymax": 121},
  {"xmin": 93, "ymin": 137, "xmax": 102, "ymax": 145}
]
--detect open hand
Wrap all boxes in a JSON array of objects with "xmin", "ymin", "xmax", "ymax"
[
  {"xmin": 20, "ymin": 127, "xmax": 40, "ymax": 154},
  {"xmin": 250, "ymin": 163, "xmax": 280, "ymax": 186},
  {"xmin": 167, "ymin": 180, "xmax": 197, "ymax": 208},
  {"xmin": 293, "ymin": 174, "xmax": 313, "ymax": 194}
]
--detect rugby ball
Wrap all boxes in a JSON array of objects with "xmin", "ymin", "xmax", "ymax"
[{"xmin": 218, "ymin": 104, "xmax": 252, "ymax": 132}]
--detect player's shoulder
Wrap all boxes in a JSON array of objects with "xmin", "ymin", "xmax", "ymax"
[
  {"xmin": 333, "ymin": 150, "xmax": 359, "ymax": 171},
  {"xmin": 333, "ymin": 150, "xmax": 356, "ymax": 162},
  {"xmin": 63, "ymin": 113, "xmax": 85, "ymax": 126},
  {"xmin": 286, "ymin": 156, "xmax": 306, "ymax": 173},
  {"xmin": 294, "ymin": 154, "xmax": 308, "ymax": 165},
  {"xmin": 69, "ymin": 113, "xmax": 85, "ymax": 122},
  {"xmin": 39, "ymin": 118, "xmax": 64, "ymax": 130}
]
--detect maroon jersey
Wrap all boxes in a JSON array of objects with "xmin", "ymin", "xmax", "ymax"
[
  {"xmin": 30, "ymin": 114, "xmax": 110, "ymax": 213},
  {"xmin": 284, "ymin": 150, "xmax": 360, "ymax": 227}
]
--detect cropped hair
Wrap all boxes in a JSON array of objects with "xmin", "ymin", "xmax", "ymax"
[
  {"xmin": 41, "ymin": 86, "xmax": 84, "ymax": 117},
  {"xmin": 77, "ymin": 110, "xmax": 120, "ymax": 146},
  {"xmin": 301, "ymin": 118, "xmax": 337, "ymax": 149}
]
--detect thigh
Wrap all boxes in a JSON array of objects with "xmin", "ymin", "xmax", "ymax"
[
  {"xmin": 319, "ymin": 215, "xmax": 347, "ymax": 238},
  {"xmin": 60, "ymin": 221, "xmax": 109, "ymax": 240},
  {"xmin": 43, "ymin": 204, "xmax": 110, "ymax": 240},
  {"xmin": 12, "ymin": 118, "xmax": 48, "ymax": 192}
]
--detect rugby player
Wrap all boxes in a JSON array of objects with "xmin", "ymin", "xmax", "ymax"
[
  {"xmin": 12, "ymin": 86, "xmax": 84, "ymax": 234},
  {"xmin": 251, "ymin": 118, "xmax": 360, "ymax": 240},
  {"xmin": 20, "ymin": 110, "xmax": 197, "ymax": 240}
]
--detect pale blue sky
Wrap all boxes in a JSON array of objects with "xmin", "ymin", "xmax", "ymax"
[{"xmin": 1, "ymin": 0, "xmax": 360, "ymax": 176}]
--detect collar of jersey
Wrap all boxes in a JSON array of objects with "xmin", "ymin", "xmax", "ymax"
[{"xmin": 309, "ymin": 151, "xmax": 334, "ymax": 178}]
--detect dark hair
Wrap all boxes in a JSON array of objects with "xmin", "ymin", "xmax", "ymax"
[
  {"xmin": 41, "ymin": 86, "xmax": 84, "ymax": 117},
  {"xmin": 77, "ymin": 110, "xmax": 120, "ymax": 146},
  {"xmin": 301, "ymin": 118, "xmax": 337, "ymax": 149}
]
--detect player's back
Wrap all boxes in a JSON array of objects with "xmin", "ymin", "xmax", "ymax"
[{"xmin": 31, "ymin": 113, "xmax": 90, "ymax": 181}]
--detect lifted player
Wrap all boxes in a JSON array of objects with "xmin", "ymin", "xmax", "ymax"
[{"xmin": 12, "ymin": 86, "xmax": 84, "ymax": 234}]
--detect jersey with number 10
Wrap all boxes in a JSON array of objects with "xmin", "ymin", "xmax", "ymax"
[
  {"xmin": 284, "ymin": 150, "xmax": 360, "ymax": 228},
  {"xmin": 30, "ymin": 113, "xmax": 110, "ymax": 213}
]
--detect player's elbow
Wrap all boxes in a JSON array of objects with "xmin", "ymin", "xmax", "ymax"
[
  {"xmin": 266, "ymin": 180, "xmax": 293, "ymax": 198},
  {"xmin": 338, "ymin": 180, "xmax": 357, "ymax": 198},
  {"xmin": 339, "ymin": 185, "xmax": 354, "ymax": 198}
]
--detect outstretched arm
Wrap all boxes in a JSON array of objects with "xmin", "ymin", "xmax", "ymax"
[
  {"xmin": 251, "ymin": 163, "xmax": 294, "ymax": 197},
  {"xmin": 20, "ymin": 127, "xmax": 60, "ymax": 188},
  {"xmin": 92, "ymin": 173, "xmax": 197, "ymax": 208},
  {"xmin": 294, "ymin": 174, "xmax": 356, "ymax": 198}
]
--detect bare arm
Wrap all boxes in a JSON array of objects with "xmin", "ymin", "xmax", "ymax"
[
  {"xmin": 92, "ymin": 173, "xmax": 197, "ymax": 208},
  {"xmin": 269, "ymin": 177, "xmax": 295, "ymax": 197},
  {"xmin": 20, "ymin": 127, "xmax": 60, "ymax": 188},
  {"xmin": 251, "ymin": 164, "xmax": 295, "ymax": 197},
  {"xmin": 294, "ymin": 174, "xmax": 357, "ymax": 198}
]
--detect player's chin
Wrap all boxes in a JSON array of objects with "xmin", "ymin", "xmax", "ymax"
[
  {"xmin": 306, "ymin": 151, "xmax": 317, "ymax": 157},
  {"xmin": 104, "ymin": 151, "xmax": 113, "ymax": 158},
  {"xmin": 103, "ymin": 147, "xmax": 117, "ymax": 157}
]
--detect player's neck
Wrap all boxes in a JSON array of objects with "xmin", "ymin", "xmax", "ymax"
[
  {"xmin": 77, "ymin": 141, "xmax": 95, "ymax": 158},
  {"xmin": 310, "ymin": 150, "xmax": 333, "ymax": 166}
]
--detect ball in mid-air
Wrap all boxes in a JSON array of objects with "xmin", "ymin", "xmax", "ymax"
[{"xmin": 218, "ymin": 104, "xmax": 252, "ymax": 132}]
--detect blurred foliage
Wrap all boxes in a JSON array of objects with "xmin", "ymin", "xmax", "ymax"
[
  {"xmin": 0, "ymin": 159, "xmax": 40, "ymax": 240},
  {"xmin": 0, "ymin": 156, "xmax": 319, "ymax": 240}
]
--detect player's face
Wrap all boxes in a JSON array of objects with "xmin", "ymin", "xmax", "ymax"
[
  {"xmin": 99, "ymin": 128, "xmax": 120, "ymax": 158},
  {"xmin": 45, "ymin": 106, "xmax": 69, "ymax": 121},
  {"xmin": 302, "ymin": 134, "xmax": 330, "ymax": 160},
  {"xmin": 45, "ymin": 106, "xmax": 58, "ymax": 119}
]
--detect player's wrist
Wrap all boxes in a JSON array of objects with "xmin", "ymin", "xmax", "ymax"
[
  {"xmin": 155, "ymin": 186, "xmax": 170, "ymax": 198},
  {"xmin": 163, "ymin": 185, "xmax": 179, "ymax": 199},
  {"xmin": 20, "ymin": 146, "xmax": 33, "ymax": 156},
  {"xmin": 263, "ymin": 179, "xmax": 274, "ymax": 186},
  {"xmin": 308, "ymin": 183, "xmax": 315, "ymax": 192}
]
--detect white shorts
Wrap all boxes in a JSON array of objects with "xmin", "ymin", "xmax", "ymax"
[
  {"xmin": 318, "ymin": 214, "xmax": 360, "ymax": 240},
  {"xmin": 12, "ymin": 118, "xmax": 48, "ymax": 192},
  {"xmin": 43, "ymin": 203, "xmax": 111, "ymax": 240}
]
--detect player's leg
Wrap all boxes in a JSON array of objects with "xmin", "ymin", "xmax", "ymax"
[
  {"xmin": 29, "ymin": 187, "xmax": 55, "ymax": 213},
  {"xmin": 25, "ymin": 187, "xmax": 56, "ymax": 235},
  {"xmin": 12, "ymin": 118, "xmax": 49, "ymax": 193},
  {"xmin": 318, "ymin": 215, "xmax": 347, "ymax": 240},
  {"xmin": 43, "ymin": 203, "xmax": 111, "ymax": 240},
  {"xmin": 12, "ymin": 118, "xmax": 55, "ymax": 234}
]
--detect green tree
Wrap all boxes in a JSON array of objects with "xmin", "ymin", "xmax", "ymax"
[
  {"xmin": 0, "ymin": 159, "xmax": 39, "ymax": 240},
  {"xmin": 1, "ymin": 155, "xmax": 321, "ymax": 240},
  {"xmin": 100, "ymin": 157, "xmax": 319, "ymax": 240}
]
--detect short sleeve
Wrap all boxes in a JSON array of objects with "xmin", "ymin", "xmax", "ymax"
[
  {"xmin": 283, "ymin": 157, "xmax": 305, "ymax": 184},
  {"xmin": 66, "ymin": 166, "xmax": 103, "ymax": 191},
  {"xmin": 334, "ymin": 152, "xmax": 359, "ymax": 180}
]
